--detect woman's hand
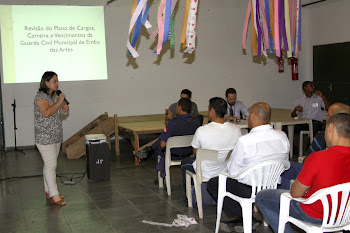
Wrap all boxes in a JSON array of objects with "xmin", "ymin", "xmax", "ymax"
[
  {"xmin": 58, "ymin": 92, "xmax": 66, "ymax": 102},
  {"xmin": 62, "ymin": 103, "xmax": 69, "ymax": 113}
]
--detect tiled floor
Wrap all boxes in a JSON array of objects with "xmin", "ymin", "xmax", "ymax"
[{"xmin": 0, "ymin": 136, "xmax": 274, "ymax": 233}]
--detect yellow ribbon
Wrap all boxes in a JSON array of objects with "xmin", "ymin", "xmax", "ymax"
[
  {"xmin": 284, "ymin": 0, "xmax": 292, "ymax": 57},
  {"xmin": 251, "ymin": 0, "xmax": 257, "ymax": 56},
  {"xmin": 131, "ymin": 0, "xmax": 137, "ymax": 34},
  {"xmin": 180, "ymin": 0, "xmax": 191, "ymax": 49}
]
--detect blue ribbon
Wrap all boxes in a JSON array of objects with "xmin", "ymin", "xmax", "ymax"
[
  {"xmin": 141, "ymin": 2, "xmax": 150, "ymax": 26},
  {"xmin": 162, "ymin": 0, "xmax": 172, "ymax": 44},
  {"xmin": 265, "ymin": 0, "xmax": 274, "ymax": 54},
  {"xmin": 129, "ymin": 0, "xmax": 142, "ymax": 55}
]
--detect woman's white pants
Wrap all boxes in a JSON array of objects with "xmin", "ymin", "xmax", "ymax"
[{"xmin": 36, "ymin": 143, "xmax": 61, "ymax": 197}]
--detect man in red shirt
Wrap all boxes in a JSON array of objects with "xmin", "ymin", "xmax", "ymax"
[{"xmin": 256, "ymin": 113, "xmax": 350, "ymax": 233}]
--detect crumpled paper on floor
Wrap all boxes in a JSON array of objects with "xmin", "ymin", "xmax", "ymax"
[{"xmin": 142, "ymin": 214, "xmax": 197, "ymax": 227}]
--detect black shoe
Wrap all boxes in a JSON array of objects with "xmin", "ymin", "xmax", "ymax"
[
  {"xmin": 135, "ymin": 147, "xmax": 152, "ymax": 159},
  {"xmin": 153, "ymin": 178, "xmax": 158, "ymax": 185},
  {"xmin": 222, "ymin": 217, "xmax": 243, "ymax": 226},
  {"xmin": 233, "ymin": 217, "xmax": 262, "ymax": 233}
]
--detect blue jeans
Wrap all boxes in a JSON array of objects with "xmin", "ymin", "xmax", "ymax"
[
  {"xmin": 181, "ymin": 157, "xmax": 196, "ymax": 192},
  {"xmin": 181, "ymin": 157, "xmax": 215, "ymax": 206},
  {"xmin": 256, "ymin": 189, "xmax": 322, "ymax": 233},
  {"xmin": 279, "ymin": 162, "xmax": 303, "ymax": 190}
]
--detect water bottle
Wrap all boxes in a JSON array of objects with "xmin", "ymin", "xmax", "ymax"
[{"xmin": 245, "ymin": 108, "xmax": 249, "ymax": 118}]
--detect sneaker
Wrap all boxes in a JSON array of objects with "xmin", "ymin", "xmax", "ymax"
[
  {"xmin": 135, "ymin": 147, "xmax": 152, "ymax": 159},
  {"xmin": 219, "ymin": 223, "xmax": 231, "ymax": 233}
]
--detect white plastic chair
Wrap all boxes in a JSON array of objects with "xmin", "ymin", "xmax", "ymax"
[
  {"xmin": 299, "ymin": 130, "xmax": 310, "ymax": 157},
  {"xmin": 278, "ymin": 182, "xmax": 350, "ymax": 233},
  {"xmin": 185, "ymin": 149, "xmax": 220, "ymax": 219},
  {"xmin": 158, "ymin": 135, "xmax": 194, "ymax": 196},
  {"xmin": 214, "ymin": 159, "xmax": 290, "ymax": 233}
]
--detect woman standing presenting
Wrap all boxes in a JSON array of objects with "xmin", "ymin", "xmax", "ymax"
[{"xmin": 34, "ymin": 71, "xmax": 69, "ymax": 206}]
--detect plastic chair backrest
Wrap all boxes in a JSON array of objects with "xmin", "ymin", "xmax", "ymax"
[
  {"xmin": 234, "ymin": 159, "xmax": 290, "ymax": 199},
  {"xmin": 195, "ymin": 149, "xmax": 218, "ymax": 183},
  {"xmin": 196, "ymin": 114, "xmax": 204, "ymax": 126},
  {"xmin": 302, "ymin": 182, "xmax": 350, "ymax": 229},
  {"xmin": 165, "ymin": 135, "xmax": 194, "ymax": 163}
]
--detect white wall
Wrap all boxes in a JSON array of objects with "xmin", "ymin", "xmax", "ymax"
[{"xmin": 1, "ymin": 0, "xmax": 307, "ymax": 148}]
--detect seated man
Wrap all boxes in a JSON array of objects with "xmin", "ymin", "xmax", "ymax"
[
  {"xmin": 279, "ymin": 103, "xmax": 350, "ymax": 190},
  {"xmin": 147, "ymin": 98, "xmax": 201, "ymax": 178},
  {"xmin": 207, "ymin": 102, "xmax": 290, "ymax": 225},
  {"xmin": 166, "ymin": 89, "xmax": 199, "ymax": 124},
  {"xmin": 257, "ymin": 113, "xmax": 350, "ymax": 233},
  {"xmin": 181, "ymin": 97, "xmax": 241, "ymax": 204},
  {"xmin": 225, "ymin": 88, "xmax": 248, "ymax": 123},
  {"xmin": 291, "ymin": 81, "xmax": 330, "ymax": 136}
]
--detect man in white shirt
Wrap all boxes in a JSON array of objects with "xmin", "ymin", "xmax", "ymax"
[
  {"xmin": 291, "ymin": 81, "xmax": 329, "ymax": 136},
  {"xmin": 181, "ymin": 97, "xmax": 242, "ymax": 199},
  {"xmin": 207, "ymin": 102, "xmax": 290, "ymax": 222}
]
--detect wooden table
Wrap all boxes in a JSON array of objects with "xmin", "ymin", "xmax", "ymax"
[{"xmin": 116, "ymin": 109, "xmax": 313, "ymax": 165}]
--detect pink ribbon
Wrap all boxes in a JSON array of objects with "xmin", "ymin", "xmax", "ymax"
[
  {"xmin": 274, "ymin": 0, "xmax": 281, "ymax": 57},
  {"xmin": 295, "ymin": 0, "xmax": 300, "ymax": 57},
  {"xmin": 150, "ymin": 0, "xmax": 178, "ymax": 40},
  {"xmin": 242, "ymin": 0, "xmax": 251, "ymax": 50},
  {"xmin": 156, "ymin": 0, "xmax": 167, "ymax": 54}
]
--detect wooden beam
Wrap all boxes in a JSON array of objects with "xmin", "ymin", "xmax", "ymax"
[
  {"xmin": 114, "ymin": 114, "xmax": 120, "ymax": 156},
  {"xmin": 62, "ymin": 114, "xmax": 108, "ymax": 153}
]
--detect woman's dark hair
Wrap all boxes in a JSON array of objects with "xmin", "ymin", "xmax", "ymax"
[
  {"xmin": 209, "ymin": 97, "xmax": 227, "ymax": 118},
  {"xmin": 39, "ymin": 71, "xmax": 57, "ymax": 93}
]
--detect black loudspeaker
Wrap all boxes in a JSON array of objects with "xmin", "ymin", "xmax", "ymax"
[{"xmin": 86, "ymin": 142, "xmax": 110, "ymax": 181}]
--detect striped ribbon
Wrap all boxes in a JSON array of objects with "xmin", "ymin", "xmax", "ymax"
[{"xmin": 127, "ymin": 0, "xmax": 152, "ymax": 58}]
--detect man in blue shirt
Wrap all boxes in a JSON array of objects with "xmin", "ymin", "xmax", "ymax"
[
  {"xmin": 137, "ymin": 98, "xmax": 201, "ymax": 178},
  {"xmin": 165, "ymin": 89, "xmax": 199, "ymax": 125},
  {"xmin": 225, "ymin": 88, "xmax": 248, "ymax": 123}
]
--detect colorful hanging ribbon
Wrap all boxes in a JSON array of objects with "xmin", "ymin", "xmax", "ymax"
[
  {"xmin": 183, "ymin": 0, "xmax": 199, "ymax": 54},
  {"xmin": 127, "ymin": 0, "xmax": 152, "ymax": 58},
  {"xmin": 149, "ymin": 0, "xmax": 178, "ymax": 40},
  {"xmin": 242, "ymin": 0, "xmax": 301, "ymax": 58}
]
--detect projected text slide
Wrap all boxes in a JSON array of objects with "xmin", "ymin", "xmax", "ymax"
[{"xmin": 0, "ymin": 5, "xmax": 108, "ymax": 83}]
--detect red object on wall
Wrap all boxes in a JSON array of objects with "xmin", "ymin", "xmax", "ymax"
[
  {"xmin": 291, "ymin": 57, "xmax": 298, "ymax": 80},
  {"xmin": 278, "ymin": 58, "xmax": 284, "ymax": 73}
]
